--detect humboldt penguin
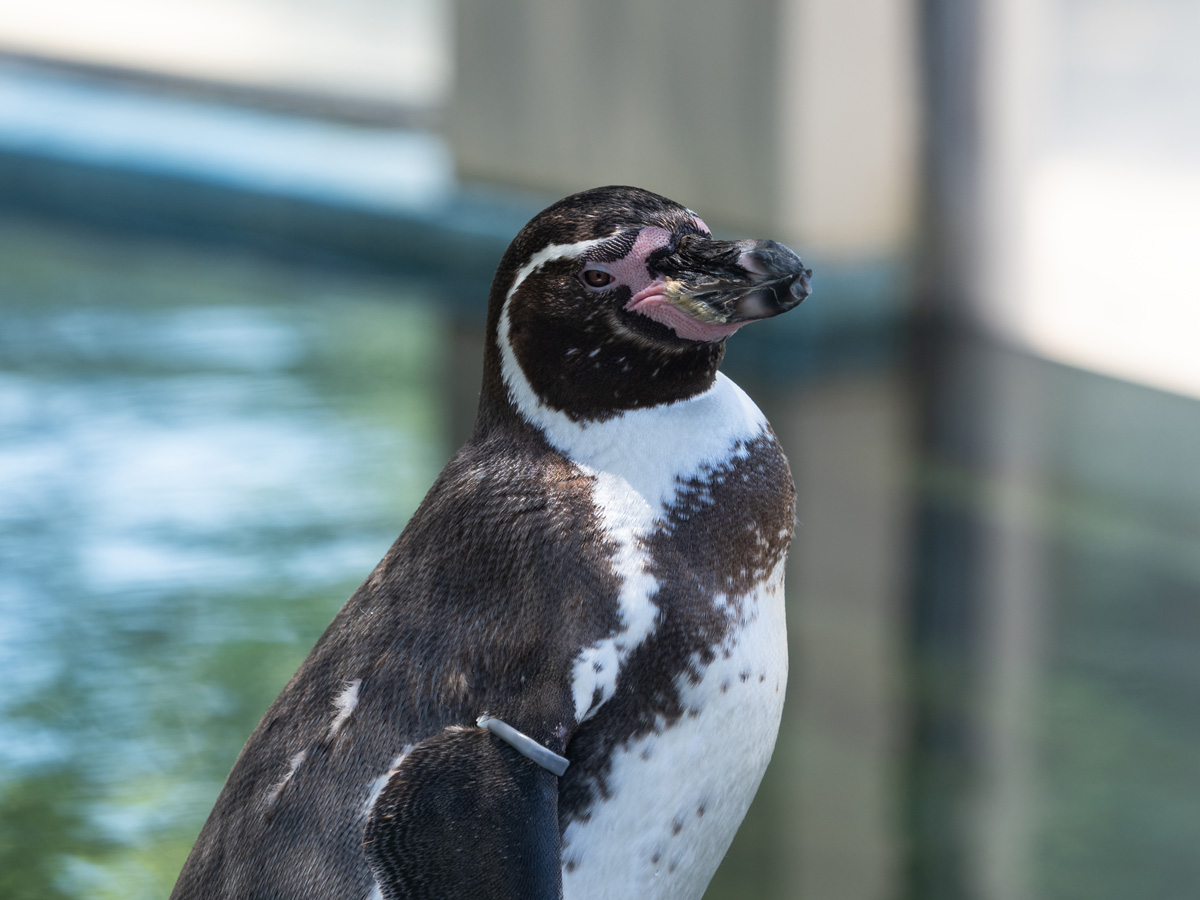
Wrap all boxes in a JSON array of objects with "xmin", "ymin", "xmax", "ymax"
[{"xmin": 171, "ymin": 185, "xmax": 812, "ymax": 900}]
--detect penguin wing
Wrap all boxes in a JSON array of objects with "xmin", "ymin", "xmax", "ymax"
[{"xmin": 363, "ymin": 724, "xmax": 562, "ymax": 900}]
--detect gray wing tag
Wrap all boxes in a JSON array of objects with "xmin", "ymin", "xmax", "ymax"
[{"xmin": 476, "ymin": 715, "xmax": 570, "ymax": 777}]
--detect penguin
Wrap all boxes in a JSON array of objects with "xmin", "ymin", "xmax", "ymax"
[{"xmin": 170, "ymin": 185, "xmax": 812, "ymax": 900}]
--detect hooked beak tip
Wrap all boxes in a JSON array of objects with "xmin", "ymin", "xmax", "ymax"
[
  {"xmin": 790, "ymin": 267, "xmax": 814, "ymax": 303},
  {"xmin": 649, "ymin": 233, "xmax": 812, "ymax": 330}
]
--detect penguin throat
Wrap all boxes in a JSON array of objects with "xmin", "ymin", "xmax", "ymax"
[{"xmin": 502, "ymin": 310, "xmax": 724, "ymax": 423}]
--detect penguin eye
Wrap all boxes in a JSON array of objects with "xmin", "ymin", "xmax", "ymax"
[{"xmin": 581, "ymin": 268, "xmax": 615, "ymax": 289}]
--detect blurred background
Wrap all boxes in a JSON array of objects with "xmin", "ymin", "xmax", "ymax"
[{"xmin": 1, "ymin": 1, "xmax": 1198, "ymax": 898}]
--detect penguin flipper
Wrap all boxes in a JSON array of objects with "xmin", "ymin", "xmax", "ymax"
[{"xmin": 363, "ymin": 725, "xmax": 562, "ymax": 900}]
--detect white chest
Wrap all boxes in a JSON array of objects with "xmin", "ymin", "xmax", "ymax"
[
  {"xmin": 535, "ymin": 374, "xmax": 779, "ymax": 723},
  {"xmin": 518, "ymin": 376, "xmax": 790, "ymax": 899},
  {"xmin": 561, "ymin": 561, "xmax": 788, "ymax": 900}
]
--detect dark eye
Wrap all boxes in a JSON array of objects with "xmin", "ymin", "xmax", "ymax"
[{"xmin": 581, "ymin": 268, "xmax": 614, "ymax": 288}]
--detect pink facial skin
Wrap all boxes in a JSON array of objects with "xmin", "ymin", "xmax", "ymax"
[
  {"xmin": 626, "ymin": 287, "xmax": 745, "ymax": 342},
  {"xmin": 581, "ymin": 226, "xmax": 747, "ymax": 344}
]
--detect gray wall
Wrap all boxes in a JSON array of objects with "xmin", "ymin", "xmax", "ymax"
[{"xmin": 450, "ymin": 0, "xmax": 920, "ymax": 262}]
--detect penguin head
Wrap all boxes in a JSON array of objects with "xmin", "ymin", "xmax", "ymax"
[{"xmin": 481, "ymin": 185, "xmax": 812, "ymax": 426}]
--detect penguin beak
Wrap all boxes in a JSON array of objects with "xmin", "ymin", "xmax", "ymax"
[{"xmin": 646, "ymin": 233, "xmax": 812, "ymax": 326}]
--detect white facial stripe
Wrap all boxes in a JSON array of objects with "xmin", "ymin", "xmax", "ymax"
[
  {"xmin": 506, "ymin": 234, "xmax": 618, "ymax": 305},
  {"xmin": 498, "ymin": 233, "xmax": 617, "ymax": 431}
]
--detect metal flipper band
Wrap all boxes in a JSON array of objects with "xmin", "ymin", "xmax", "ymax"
[{"xmin": 476, "ymin": 715, "xmax": 570, "ymax": 777}]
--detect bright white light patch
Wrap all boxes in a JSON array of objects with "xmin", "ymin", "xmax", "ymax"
[{"xmin": 1016, "ymin": 157, "xmax": 1200, "ymax": 399}]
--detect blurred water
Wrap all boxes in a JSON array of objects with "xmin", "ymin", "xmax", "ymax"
[
  {"xmin": 0, "ymin": 218, "xmax": 448, "ymax": 898},
  {"xmin": 1, "ymin": 215, "xmax": 1199, "ymax": 900}
]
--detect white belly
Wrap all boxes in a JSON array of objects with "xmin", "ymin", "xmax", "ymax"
[
  {"xmin": 561, "ymin": 563, "xmax": 788, "ymax": 900},
  {"xmin": 508, "ymin": 369, "xmax": 791, "ymax": 898}
]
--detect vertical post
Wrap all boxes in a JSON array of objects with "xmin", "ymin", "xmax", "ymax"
[{"xmin": 775, "ymin": 376, "xmax": 916, "ymax": 900}]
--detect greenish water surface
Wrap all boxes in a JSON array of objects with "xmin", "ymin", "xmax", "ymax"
[{"xmin": 0, "ymin": 218, "xmax": 448, "ymax": 899}]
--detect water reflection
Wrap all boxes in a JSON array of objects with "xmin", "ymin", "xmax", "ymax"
[
  {"xmin": 905, "ymin": 337, "xmax": 1200, "ymax": 900},
  {"xmin": 1, "ymin": 217, "xmax": 1198, "ymax": 899}
]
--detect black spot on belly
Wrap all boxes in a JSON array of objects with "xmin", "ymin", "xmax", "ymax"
[{"xmin": 559, "ymin": 432, "xmax": 794, "ymax": 831}]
